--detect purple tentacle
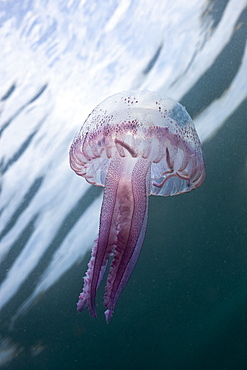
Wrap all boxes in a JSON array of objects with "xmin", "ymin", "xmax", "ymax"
[
  {"xmin": 104, "ymin": 158, "xmax": 151, "ymax": 322},
  {"xmin": 77, "ymin": 157, "xmax": 124, "ymax": 317},
  {"xmin": 77, "ymin": 156, "xmax": 151, "ymax": 321}
]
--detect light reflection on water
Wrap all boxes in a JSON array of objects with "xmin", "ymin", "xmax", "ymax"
[{"xmin": 0, "ymin": 0, "xmax": 246, "ymax": 368}]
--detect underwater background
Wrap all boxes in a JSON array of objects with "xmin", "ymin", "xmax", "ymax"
[{"xmin": 0, "ymin": 0, "xmax": 247, "ymax": 369}]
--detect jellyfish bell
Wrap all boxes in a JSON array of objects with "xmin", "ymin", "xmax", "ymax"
[
  {"xmin": 70, "ymin": 90, "xmax": 205, "ymax": 194},
  {"xmin": 69, "ymin": 90, "xmax": 205, "ymax": 322}
]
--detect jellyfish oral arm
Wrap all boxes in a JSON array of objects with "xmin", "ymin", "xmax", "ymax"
[{"xmin": 77, "ymin": 156, "xmax": 151, "ymax": 322}]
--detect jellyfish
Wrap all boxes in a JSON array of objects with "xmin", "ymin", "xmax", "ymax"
[{"xmin": 69, "ymin": 90, "xmax": 205, "ymax": 322}]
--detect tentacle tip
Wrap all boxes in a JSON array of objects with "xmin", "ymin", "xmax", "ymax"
[
  {"xmin": 77, "ymin": 300, "xmax": 85, "ymax": 313},
  {"xmin": 77, "ymin": 302, "xmax": 97, "ymax": 318},
  {"xmin": 104, "ymin": 309, "xmax": 114, "ymax": 323},
  {"xmin": 76, "ymin": 293, "xmax": 97, "ymax": 317},
  {"xmin": 89, "ymin": 307, "xmax": 97, "ymax": 318}
]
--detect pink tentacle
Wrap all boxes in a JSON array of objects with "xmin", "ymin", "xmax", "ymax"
[
  {"xmin": 104, "ymin": 158, "xmax": 151, "ymax": 322},
  {"xmin": 77, "ymin": 157, "xmax": 124, "ymax": 317}
]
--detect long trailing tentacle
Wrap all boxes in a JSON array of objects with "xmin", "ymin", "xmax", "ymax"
[
  {"xmin": 104, "ymin": 158, "xmax": 151, "ymax": 322},
  {"xmin": 77, "ymin": 157, "xmax": 123, "ymax": 317}
]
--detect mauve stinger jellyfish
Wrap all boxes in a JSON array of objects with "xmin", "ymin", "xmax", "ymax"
[{"xmin": 69, "ymin": 90, "xmax": 205, "ymax": 322}]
